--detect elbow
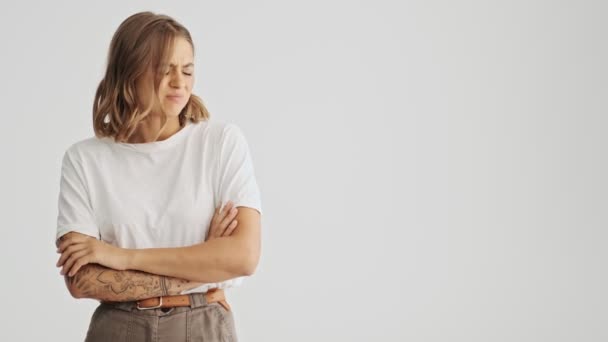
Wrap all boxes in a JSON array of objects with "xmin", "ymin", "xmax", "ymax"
[
  {"xmin": 69, "ymin": 288, "xmax": 83, "ymax": 299},
  {"xmin": 65, "ymin": 276, "xmax": 83, "ymax": 299},
  {"xmin": 241, "ymin": 248, "xmax": 260, "ymax": 276},
  {"xmin": 241, "ymin": 262, "xmax": 256, "ymax": 276}
]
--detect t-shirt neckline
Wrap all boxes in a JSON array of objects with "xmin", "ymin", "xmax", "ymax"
[{"xmin": 108, "ymin": 121, "xmax": 195, "ymax": 153}]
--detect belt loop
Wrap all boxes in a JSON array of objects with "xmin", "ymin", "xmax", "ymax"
[
  {"xmin": 189, "ymin": 293, "xmax": 206, "ymax": 308},
  {"xmin": 189, "ymin": 293, "xmax": 196, "ymax": 309}
]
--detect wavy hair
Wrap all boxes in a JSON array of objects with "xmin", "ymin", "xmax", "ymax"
[{"xmin": 93, "ymin": 11, "xmax": 210, "ymax": 142}]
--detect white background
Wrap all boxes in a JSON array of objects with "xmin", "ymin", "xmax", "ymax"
[{"xmin": 0, "ymin": 1, "xmax": 606, "ymax": 341}]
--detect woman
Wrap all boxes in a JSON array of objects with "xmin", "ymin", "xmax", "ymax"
[{"xmin": 54, "ymin": 11, "xmax": 262, "ymax": 342}]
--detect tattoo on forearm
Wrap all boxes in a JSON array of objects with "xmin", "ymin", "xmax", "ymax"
[{"xmin": 65, "ymin": 264, "xmax": 201, "ymax": 302}]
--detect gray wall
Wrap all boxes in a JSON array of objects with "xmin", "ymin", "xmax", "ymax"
[{"xmin": 0, "ymin": 0, "xmax": 606, "ymax": 341}]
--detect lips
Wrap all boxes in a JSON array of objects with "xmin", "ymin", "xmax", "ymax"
[{"xmin": 166, "ymin": 94, "xmax": 184, "ymax": 103}]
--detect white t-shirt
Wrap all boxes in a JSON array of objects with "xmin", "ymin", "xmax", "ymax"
[{"xmin": 55, "ymin": 119, "xmax": 263, "ymax": 294}]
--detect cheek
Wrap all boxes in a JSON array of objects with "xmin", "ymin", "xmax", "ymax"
[
  {"xmin": 159, "ymin": 82, "xmax": 171, "ymax": 96},
  {"xmin": 186, "ymin": 77, "xmax": 194, "ymax": 92}
]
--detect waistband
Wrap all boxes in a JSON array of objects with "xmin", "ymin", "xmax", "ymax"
[{"xmin": 100, "ymin": 290, "xmax": 228, "ymax": 315}]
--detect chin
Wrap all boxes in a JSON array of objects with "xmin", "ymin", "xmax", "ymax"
[
  {"xmin": 166, "ymin": 113, "xmax": 181, "ymax": 119},
  {"xmin": 163, "ymin": 106, "xmax": 187, "ymax": 118}
]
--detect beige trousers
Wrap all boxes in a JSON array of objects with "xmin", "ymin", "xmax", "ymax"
[{"xmin": 84, "ymin": 293, "xmax": 237, "ymax": 342}]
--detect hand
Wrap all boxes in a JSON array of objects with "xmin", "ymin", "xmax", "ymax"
[
  {"xmin": 56, "ymin": 232, "xmax": 129, "ymax": 277},
  {"xmin": 206, "ymin": 200, "xmax": 238, "ymax": 241}
]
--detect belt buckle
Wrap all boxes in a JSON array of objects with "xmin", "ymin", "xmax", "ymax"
[{"xmin": 137, "ymin": 297, "xmax": 163, "ymax": 310}]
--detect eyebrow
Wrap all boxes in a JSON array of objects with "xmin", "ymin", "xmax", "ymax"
[{"xmin": 168, "ymin": 63, "xmax": 194, "ymax": 68}]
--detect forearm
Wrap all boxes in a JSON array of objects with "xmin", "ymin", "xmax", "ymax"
[
  {"xmin": 127, "ymin": 236, "xmax": 253, "ymax": 284},
  {"xmin": 65, "ymin": 263, "xmax": 203, "ymax": 302}
]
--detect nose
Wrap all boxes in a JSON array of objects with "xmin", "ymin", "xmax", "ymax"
[{"xmin": 169, "ymin": 71, "xmax": 185, "ymax": 88}]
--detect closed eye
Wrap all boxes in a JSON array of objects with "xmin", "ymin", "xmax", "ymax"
[{"xmin": 163, "ymin": 70, "xmax": 193, "ymax": 76}]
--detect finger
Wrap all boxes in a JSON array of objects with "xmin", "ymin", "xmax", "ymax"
[
  {"xmin": 58, "ymin": 233, "xmax": 81, "ymax": 248},
  {"xmin": 57, "ymin": 238, "xmax": 74, "ymax": 253},
  {"xmin": 212, "ymin": 201, "xmax": 228, "ymax": 223},
  {"xmin": 60, "ymin": 232, "xmax": 76, "ymax": 242},
  {"xmin": 221, "ymin": 201, "xmax": 234, "ymax": 216},
  {"xmin": 61, "ymin": 250, "xmax": 89, "ymax": 276},
  {"xmin": 58, "ymin": 235, "xmax": 87, "ymax": 253},
  {"xmin": 222, "ymin": 220, "xmax": 238, "ymax": 237},
  {"xmin": 56, "ymin": 243, "xmax": 88, "ymax": 267},
  {"xmin": 69, "ymin": 257, "xmax": 90, "ymax": 277},
  {"xmin": 212, "ymin": 204, "xmax": 222, "ymax": 225},
  {"xmin": 208, "ymin": 223, "xmax": 222, "ymax": 239},
  {"xmin": 57, "ymin": 242, "xmax": 88, "ymax": 266},
  {"xmin": 209, "ymin": 201, "xmax": 235, "ymax": 239},
  {"xmin": 220, "ymin": 207, "xmax": 238, "ymax": 228}
]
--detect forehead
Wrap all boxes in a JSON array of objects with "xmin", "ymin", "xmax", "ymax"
[{"xmin": 165, "ymin": 37, "xmax": 194, "ymax": 65}]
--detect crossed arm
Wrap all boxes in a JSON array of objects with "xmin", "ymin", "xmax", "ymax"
[
  {"xmin": 58, "ymin": 207, "xmax": 261, "ymax": 302},
  {"xmin": 62, "ymin": 263, "xmax": 202, "ymax": 302}
]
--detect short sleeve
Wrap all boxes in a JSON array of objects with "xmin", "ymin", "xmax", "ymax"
[
  {"xmin": 55, "ymin": 149, "xmax": 100, "ymax": 246},
  {"xmin": 215, "ymin": 124, "xmax": 263, "ymax": 215}
]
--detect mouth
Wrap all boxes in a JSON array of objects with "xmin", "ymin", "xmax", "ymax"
[{"xmin": 166, "ymin": 95, "xmax": 184, "ymax": 102}]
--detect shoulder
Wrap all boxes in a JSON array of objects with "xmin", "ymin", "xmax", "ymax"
[
  {"xmin": 61, "ymin": 136, "xmax": 110, "ymax": 166},
  {"xmin": 204, "ymin": 118, "xmax": 242, "ymax": 135},
  {"xmin": 198, "ymin": 119, "xmax": 247, "ymax": 145}
]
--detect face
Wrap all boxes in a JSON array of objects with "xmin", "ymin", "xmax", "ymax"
[{"xmin": 136, "ymin": 37, "xmax": 195, "ymax": 118}]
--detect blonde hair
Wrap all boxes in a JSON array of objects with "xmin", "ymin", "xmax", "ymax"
[{"xmin": 93, "ymin": 11, "xmax": 210, "ymax": 142}]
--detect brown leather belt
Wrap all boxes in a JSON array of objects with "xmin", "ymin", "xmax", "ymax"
[{"xmin": 128, "ymin": 288, "xmax": 231, "ymax": 311}]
